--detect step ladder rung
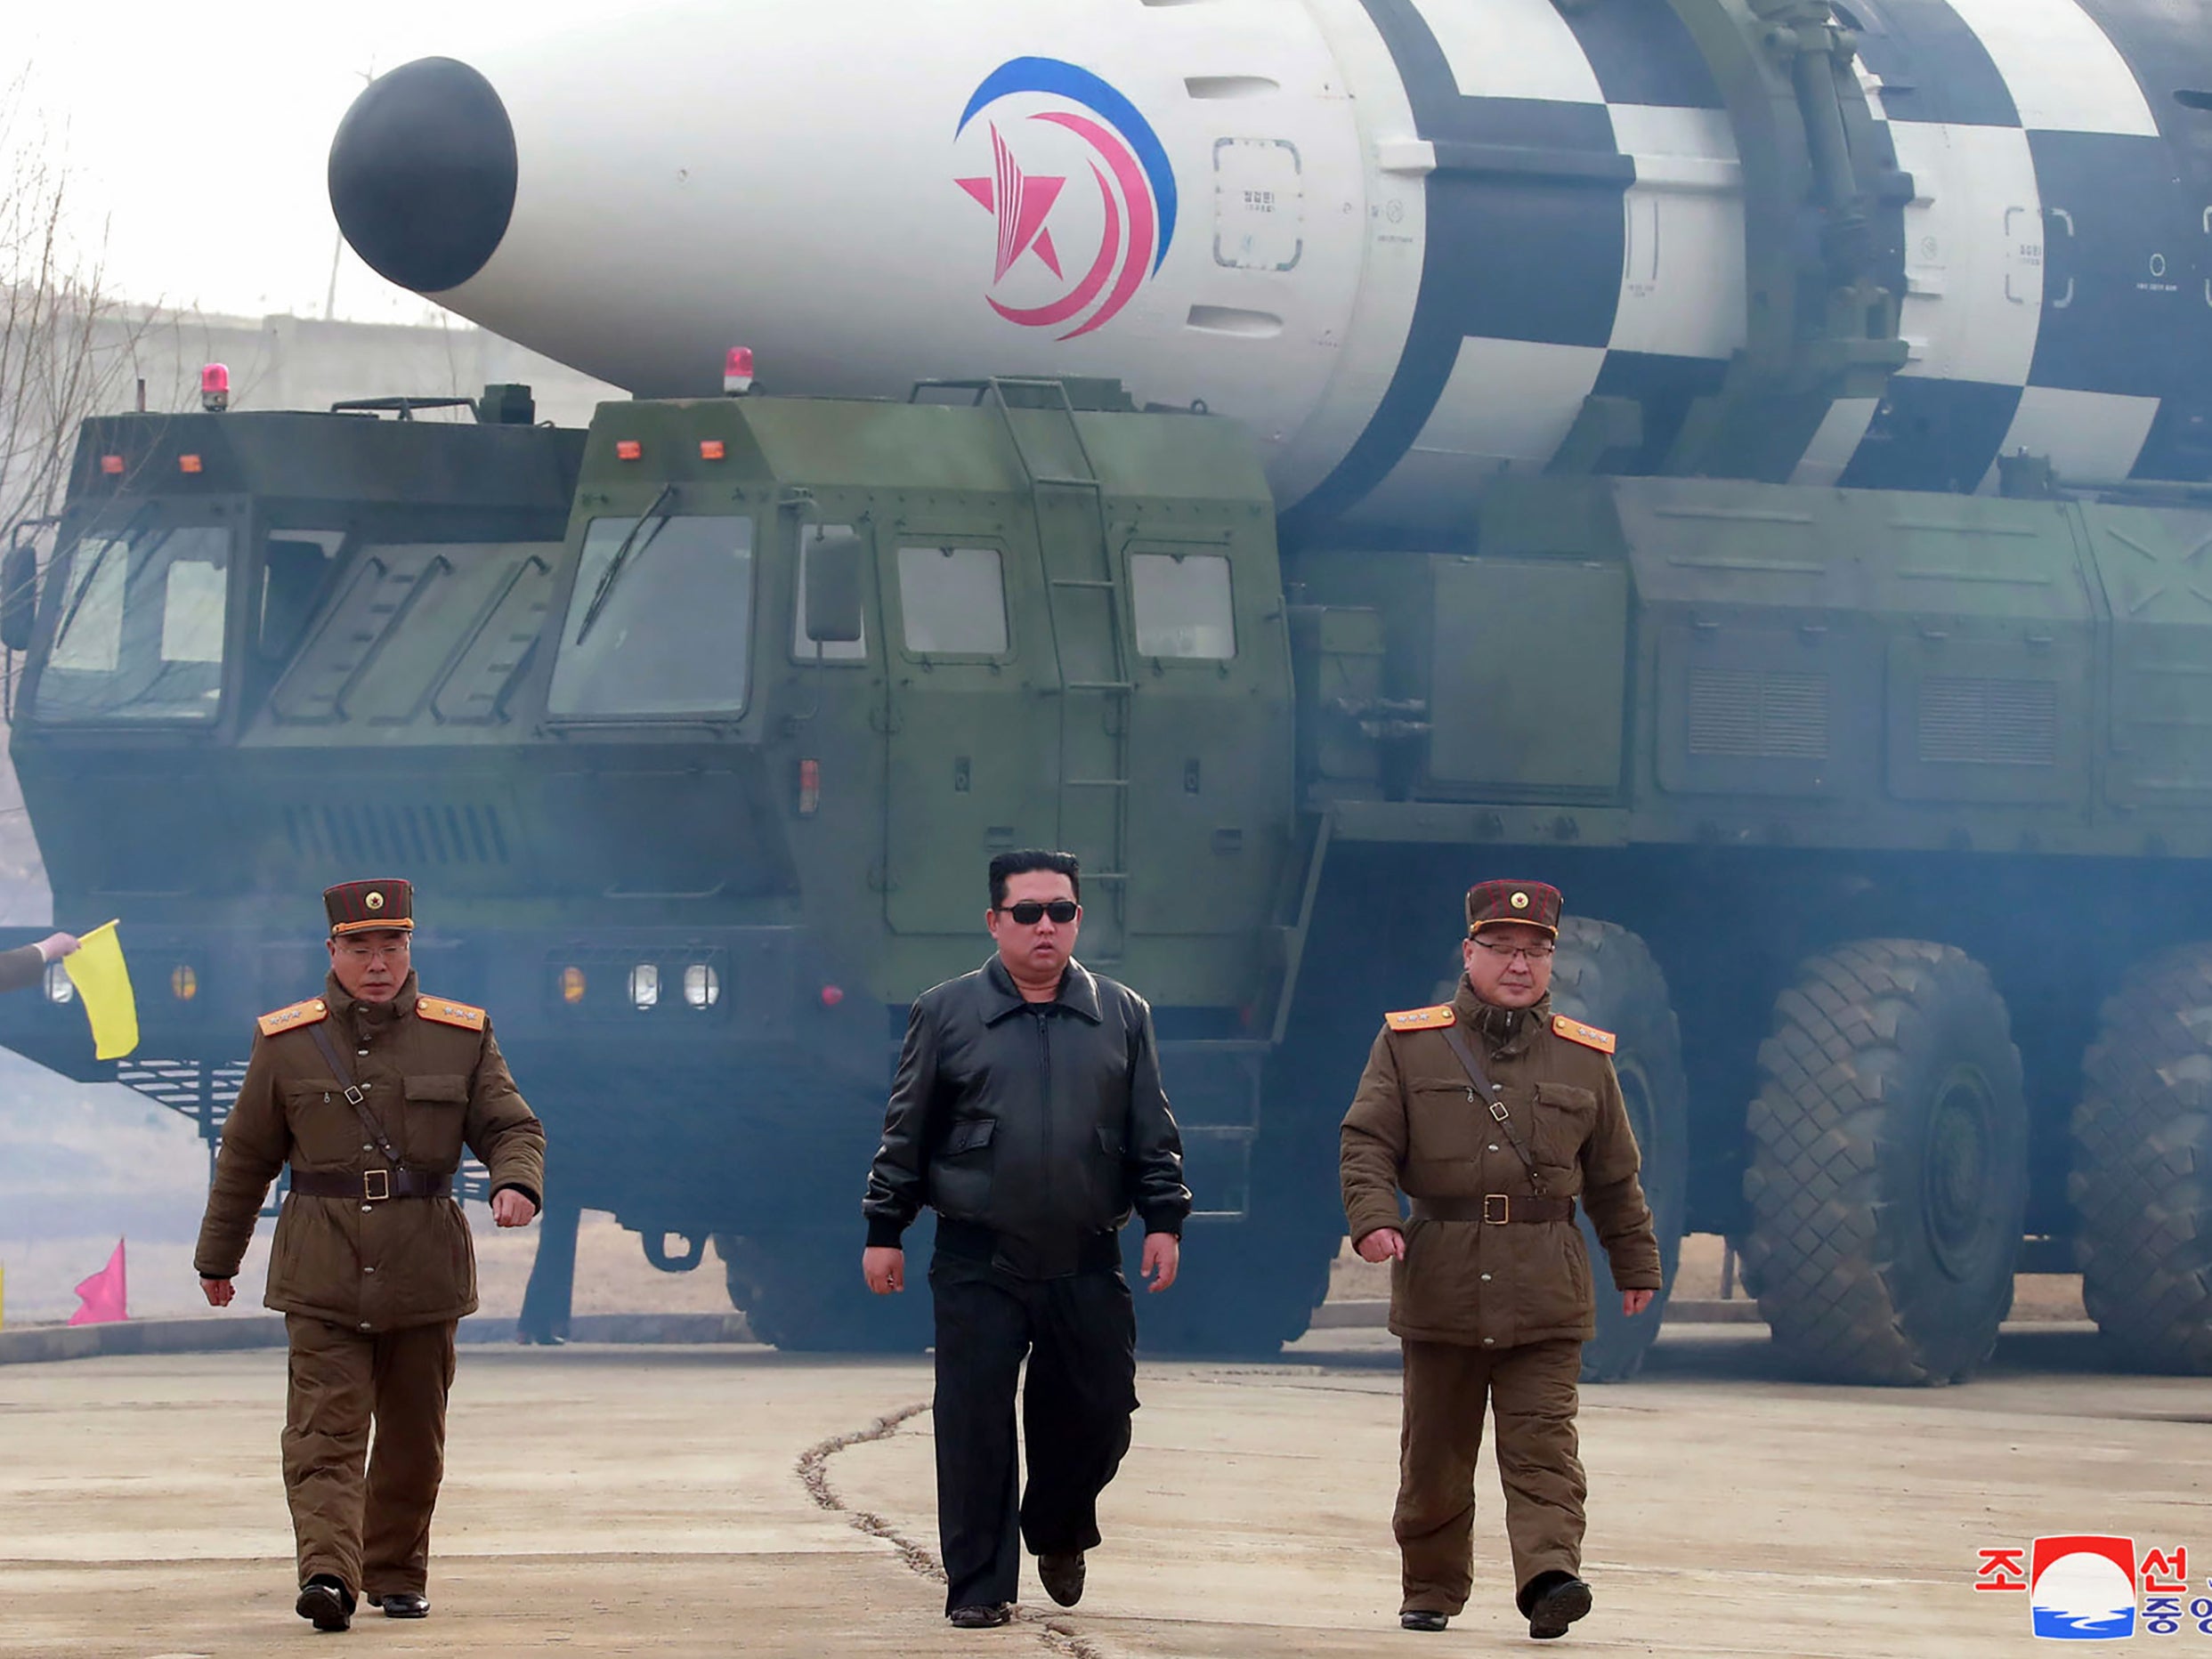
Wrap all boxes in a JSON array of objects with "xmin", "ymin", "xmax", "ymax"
[
  {"xmin": 1064, "ymin": 680, "xmax": 1135, "ymax": 692},
  {"xmin": 1049, "ymin": 579, "xmax": 1119, "ymax": 590},
  {"xmin": 1066, "ymin": 778, "xmax": 1130, "ymax": 789}
]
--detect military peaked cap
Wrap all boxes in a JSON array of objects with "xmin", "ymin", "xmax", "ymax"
[
  {"xmin": 325, "ymin": 878, "xmax": 414, "ymax": 936},
  {"xmin": 1465, "ymin": 879, "xmax": 1561, "ymax": 937}
]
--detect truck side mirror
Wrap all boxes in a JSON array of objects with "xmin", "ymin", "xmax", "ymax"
[
  {"xmin": 1, "ymin": 541, "xmax": 36, "ymax": 653},
  {"xmin": 804, "ymin": 530, "xmax": 865, "ymax": 645}
]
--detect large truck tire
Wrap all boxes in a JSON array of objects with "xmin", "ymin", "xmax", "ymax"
[
  {"xmin": 2072, "ymin": 943, "xmax": 2212, "ymax": 1372},
  {"xmin": 1550, "ymin": 919, "xmax": 1689, "ymax": 1383},
  {"xmin": 716, "ymin": 1217, "xmax": 936, "ymax": 1353},
  {"xmin": 1740, "ymin": 940, "xmax": 2027, "ymax": 1385},
  {"xmin": 1129, "ymin": 1212, "xmax": 1340, "ymax": 1356}
]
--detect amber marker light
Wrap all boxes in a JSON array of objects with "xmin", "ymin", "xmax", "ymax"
[
  {"xmin": 178, "ymin": 455, "xmax": 204, "ymax": 474},
  {"xmin": 615, "ymin": 440, "xmax": 643, "ymax": 461},
  {"xmin": 560, "ymin": 966, "xmax": 587, "ymax": 1004},
  {"xmin": 172, "ymin": 965, "xmax": 199, "ymax": 1001}
]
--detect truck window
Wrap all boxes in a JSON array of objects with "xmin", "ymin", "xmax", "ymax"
[
  {"xmin": 260, "ymin": 531, "xmax": 344, "ymax": 660},
  {"xmin": 32, "ymin": 525, "xmax": 231, "ymax": 721},
  {"xmin": 547, "ymin": 513, "xmax": 754, "ymax": 716},
  {"xmin": 1130, "ymin": 551, "xmax": 1236, "ymax": 660},
  {"xmin": 792, "ymin": 523, "xmax": 868, "ymax": 661},
  {"xmin": 896, "ymin": 545, "xmax": 1007, "ymax": 655}
]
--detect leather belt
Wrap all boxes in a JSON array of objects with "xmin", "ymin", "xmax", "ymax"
[
  {"xmin": 288, "ymin": 1168, "xmax": 452, "ymax": 1202},
  {"xmin": 1412, "ymin": 1194, "xmax": 1576, "ymax": 1226}
]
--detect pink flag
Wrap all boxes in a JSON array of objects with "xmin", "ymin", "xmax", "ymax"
[{"xmin": 69, "ymin": 1238, "xmax": 127, "ymax": 1325}]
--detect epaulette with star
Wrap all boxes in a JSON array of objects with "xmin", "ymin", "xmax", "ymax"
[
  {"xmin": 417, "ymin": 995, "xmax": 487, "ymax": 1032},
  {"xmin": 256, "ymin": 998, "xmax": 328, "ymax": 1038},
  {"xmin": 1552, "ymin": 1015, "xmax": 1616, "ymax": 1054},
  {"xmin": 1385, "ymin": 1004, "xmax": 1456, "ymax": 1032}
]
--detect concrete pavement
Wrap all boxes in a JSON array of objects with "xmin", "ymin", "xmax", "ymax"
[{"xmin": 0, "ymin": 1323, "xmax": 2193, "ymax": 1657}]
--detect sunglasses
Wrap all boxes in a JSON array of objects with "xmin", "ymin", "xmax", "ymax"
[{"xmin": 998, "ymin": 900, "xmax": 1079, "ymax": 925}]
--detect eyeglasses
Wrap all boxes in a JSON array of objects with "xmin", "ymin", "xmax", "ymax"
[
  {"xmin": 1470, "ymin": 935, "xmax": 1555, "ymax": 962},
  {"xmin": 335, "ymin": 938, "xmax": 411, "ymax": 962},
  {"xmin": 999, "ymin": 900, "xmax": 1079, "ymax": 926}
]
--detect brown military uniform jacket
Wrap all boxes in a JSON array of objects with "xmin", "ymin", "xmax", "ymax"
[
  {"xmin": 1341, "ymin": 981, "xmax": 1661, "ymax": 1348},
  {"xmin": 0, "ymin": 942, "xmax": 47, "ymax": 995},
  {"xmin": 193, "ymin": 971, "xmax": 546, "ymax": 1331}
]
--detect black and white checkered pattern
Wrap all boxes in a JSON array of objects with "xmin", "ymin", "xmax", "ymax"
[{"xmin": 1292, "ymin": 0, "xmax": 2212, "ymax": 534}]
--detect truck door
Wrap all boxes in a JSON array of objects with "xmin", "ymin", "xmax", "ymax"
[{"xmin": 879, "ymin": 532, "xmax": 1059, "ymax": 935}]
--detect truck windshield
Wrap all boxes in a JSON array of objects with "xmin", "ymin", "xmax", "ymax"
[
  {"xmin": 546, "ymin": 513, "xmax": 754, "ymax": 716},
  {"xmin": 31, "ymin": 524, "xmax": 231, "ymax": 722}
]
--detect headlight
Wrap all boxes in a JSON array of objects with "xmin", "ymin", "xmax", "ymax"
[
  {"xmin": 45, "ymin": 961, "xmax": 74, "ymax": 1004},
  {"xmin": 684, "ymin": 963, "xmax": 720, "ymax": 1009},
  {"xmin": 629, "ymin": 963, "xmax": 660, "ymax": 1010}
]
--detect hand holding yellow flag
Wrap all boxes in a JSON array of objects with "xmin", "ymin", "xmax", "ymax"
[{"xmin": 63, "ymin": 920, "xmax": 138, "ymax": 1061}]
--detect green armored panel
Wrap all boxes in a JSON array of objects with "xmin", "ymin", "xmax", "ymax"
[
  {"xmin": 1842, "ymin": 492, "xmax": 2093, "ymax": 808},
  {"xmin": 262, "ymin": 543, "xmax": 561, "ymax": 731},
  {"xmin": 1426, "ymin": 555, "xmax": 1627, "ymax": 796},
  {"xmin": 1610, "ymin": 482, "xmax": 1876, "ymax": 802},
  {"xmin": 879, "ymin": 522, "xmax": 1062, "ymax": 937},
  {"xmin": 2079, "ymin": 506, "xmax": 2212, "ymax": 813}
]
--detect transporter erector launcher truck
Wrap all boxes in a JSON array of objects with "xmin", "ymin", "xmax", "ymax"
[{"xmin": 2, "ymin": 0, "xmax": 2210, "ymax": 1381}]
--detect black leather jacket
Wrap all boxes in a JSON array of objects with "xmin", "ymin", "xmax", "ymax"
[{"xmin": 863, "ymin": 956, "xmax": 1191, "ymax": 1277}]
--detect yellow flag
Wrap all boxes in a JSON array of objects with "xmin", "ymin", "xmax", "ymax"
[{"xmin": 63, "ymin": 920, "xmax": 138, "ymax": 1062}]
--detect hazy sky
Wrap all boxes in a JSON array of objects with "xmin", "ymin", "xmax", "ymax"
[{"xmin": 16, "ymin": 3, "xmax": 612, "ymax": 323}]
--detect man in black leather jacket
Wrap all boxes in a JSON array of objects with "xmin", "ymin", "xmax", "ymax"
[{"xmin": 862, "ymin": 849, "xmax": 1190, "ymax": 1629}]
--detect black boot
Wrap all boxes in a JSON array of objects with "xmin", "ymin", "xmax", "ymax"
[
  {"xmin": 1038, "ymin": 1551, "xmax": 1086, "ymax": 1608},
  {"xmin": 1520, "ymin": 1572, "xmax": 1592, "ymax": 1640},
  {"xmin": 296, "ymin": 1574, "xmax": 354, "ymax": 1631},
  {"xmin": 369, "ymin": 1591, "xmax": 430, "ymax": 1618}
]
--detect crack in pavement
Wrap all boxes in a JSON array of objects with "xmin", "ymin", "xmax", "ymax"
[{"xmin": 796, "ymin": 1402, "xmax": 1114, "ymax": 1659}]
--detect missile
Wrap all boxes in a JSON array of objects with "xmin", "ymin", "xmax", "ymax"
[{"xmin": 328, "ymin": 0, "xmax": 2212, "ymax": 534}]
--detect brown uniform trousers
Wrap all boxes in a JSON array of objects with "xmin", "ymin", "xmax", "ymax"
[
  {"xmin": 284, "ymin": 1315, "xmax": 458, "ymax": 1597},
  {"xmin": 1396, "ymin": 1336, "xmax": 1584, "ymax": 1614}
]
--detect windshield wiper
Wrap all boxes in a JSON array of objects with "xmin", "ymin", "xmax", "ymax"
[
  {"xmin": 574, "ymin": 483, "xmax": 676, "ymax": 645},
  {"xmin": 52, "ymin": 514, "xmax": 165, "ymax": 656}
]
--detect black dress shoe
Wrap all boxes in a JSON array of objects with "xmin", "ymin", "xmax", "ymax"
[
  {"xmin": 1527, "ymin": 1574, "xmax": 1593, "ymax": 1640},
  {"xmin": 296, "ymin": 1575, "xmax": 353, "ymax": 1631},
  {"xmin": 370, "ymin": 1591, "xmax": 430, "ymax": 1618},
  {"xmin": 947, "ymin": 1602, "xmax": 1013, "ymax": 1629},
  {"xmin": 1399, "ymin": 1609, "xmax": 1450, "ymax": 1631},
  {"xmin": 1038, "ymin": 1550, "xmax": 1086, "ymax": 1607}
]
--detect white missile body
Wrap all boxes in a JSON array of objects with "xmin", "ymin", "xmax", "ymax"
[{"xmin": 329, "ymin": 0, "xmax": 2212, "ymax": 531}]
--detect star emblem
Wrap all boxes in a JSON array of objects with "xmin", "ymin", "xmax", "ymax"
[{"xmin": 956, "ymin": 123, "xmax": 1065, "ymax": 281}]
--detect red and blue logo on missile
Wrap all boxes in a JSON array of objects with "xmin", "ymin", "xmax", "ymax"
[{"xmin": 956, "ymin": 58, "xmax": 1177, "ymax": 340}]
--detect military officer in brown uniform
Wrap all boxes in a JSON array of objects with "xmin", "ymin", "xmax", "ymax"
[
  {"xmin": 1341, "ymin": 880, "xmax": 1660, "ymax": 1641},
  {"xmin": 192, "ymin": 879, "xmax": 545, "ymax": 1632}
]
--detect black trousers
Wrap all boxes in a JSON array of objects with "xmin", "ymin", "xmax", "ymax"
[{"xmin": 928, "ymin": 1245, "xmax": 1138, "ymax": 1611}]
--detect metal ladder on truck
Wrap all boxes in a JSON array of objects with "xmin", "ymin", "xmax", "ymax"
[{"xmin": 976, "ymin": 377, "xmax": 1133, "ymax": 966}]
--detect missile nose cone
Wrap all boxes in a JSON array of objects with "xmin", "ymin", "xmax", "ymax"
[{"xmin": 328, "ymin": 56, "xmax": 516, "ymax": 295}]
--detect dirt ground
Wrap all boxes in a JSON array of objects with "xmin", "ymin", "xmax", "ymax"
[{"xmin": 0, "ymin": 1323, "xmax": 2192, "ymax": 1658}]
